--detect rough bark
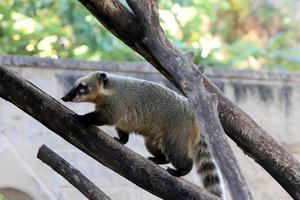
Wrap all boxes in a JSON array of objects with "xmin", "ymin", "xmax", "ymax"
[
  {"xmin": 0, "ymin": 66, "xmax": 219, "ymax": 200},
  {"xmin": 77, "ymin": 0, "xmax": 300, "ymax": 199},
  {"xmin": 80, "ymin": 0, "xmax": 253, "ymax": 199},
  {"xmin": 37, "ymin": 145, "xmax": 111, "ymax": 200},
  {"xmin": 128, "ymin": 1, "xmax": 252, "ymax": 199}
]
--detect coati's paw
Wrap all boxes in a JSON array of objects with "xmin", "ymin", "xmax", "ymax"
[
  {"xmin": 73, "ymin": 114, "xmax": 90, "ymax": 126},
  {"xmin": 167, "ymin": 167, "xmax": 190, "ymax": 177},
  {"xmin": 167, "ymin": 167, "xmax": 180, "ymax": 177},
  {"xmin": 113, "ymin": 137, "xmax": 127, "ymax": 145},
  {"xmin": 148, "ymin": 156, "xmax": 160, "ymax": 164},
  {"xmin": 148, "ymin": 157, "xmax": 169, "ymax": 165},
  {"xmin": 167, "ymin": 167, "xmax": 189, "ymax": 177}
]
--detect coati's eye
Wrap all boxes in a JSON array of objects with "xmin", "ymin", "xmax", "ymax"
[
  {"xmin": 78, "ymin": 83, "xmax": 88, "ymax": 93},
  {"xmin": 79, "ymin": 83, "xmax": 86, "ymax": 88}
]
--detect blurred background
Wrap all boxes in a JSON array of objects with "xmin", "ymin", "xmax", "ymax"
[
  {"xmin": 1, "ymin": 1, "xmax": 300, "ymax": 200},
  {"xmin": 1, "ymin": 0, "xmax": 300, "ymax": 71}
]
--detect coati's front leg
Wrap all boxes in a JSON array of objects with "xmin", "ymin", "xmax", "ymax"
[
  {"xmin": 114, "ymin": 127, "xmax": 129, "ymax": 144},
  {"xmin": 145, "ymin": 138, "xmax": 169, "ymax": 165},
  {"xmin": 75, "ymin": 110, "xmax": 112, "ymax": 126}
]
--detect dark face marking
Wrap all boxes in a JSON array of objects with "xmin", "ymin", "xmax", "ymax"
[
  {"xmin": 61, "ymin": 83, "xmax": 89, "ymax": 102},
  {"xmin": 96, "ymin": 72, "xmax": 108, "ymax": 86},
  {"xmin": 77, "ymin": 83, "xmax": 89, "ymax": 94}
]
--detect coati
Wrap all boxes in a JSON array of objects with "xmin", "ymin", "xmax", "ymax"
[{"xmin": 61, "ymin": 71, "xmax": 223, "ymax": 197}]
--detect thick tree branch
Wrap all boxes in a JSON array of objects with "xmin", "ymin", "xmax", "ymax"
[
  {"xmin": 126, "ymin": 1, "xmax": 252, "ymax": 199},
  {"xmin": 78, "ymin": 0, "xmax": 175, "ymax": 84},
  {"xmin": 37, "ymin": 145, "xmax": 111, "ymax": 200},
  {"xmin": 87, "ymin": 0, "xmax": 252, "ymax": 199},
  {"xmin": 77, "ymin": 0, "xmax": 300, "ymax": 199},
  {"xmin": 0, "ymin": 66, "xmax": 219, "ymax": 200}
]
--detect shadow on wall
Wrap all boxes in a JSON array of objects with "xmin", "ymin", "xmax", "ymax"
[{"xmin": 0, "ymin": 188, "xmax": 33, "ymax": 200}]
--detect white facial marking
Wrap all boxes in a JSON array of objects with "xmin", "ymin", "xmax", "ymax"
[
  {"xmin": 81, "ymin": 82, "xmax": 86, "ymax": 86},
  {"xmin": 71, "ymin": 95, "xmax": 80, "ymax": 102},
  {"xmin": 80, "ymin": 89, "xmax": 85, "ymax": 93},
  {"xmin": 88, "ymin": 86, "xmax": 92, "ymax": 91},
  {"xmin": 72, "ymin": 94, "xmax": 86, "ymax": 103},
  {"xmin": 101, "ymin": 88, "xmax": 113, "ymax": 96}
]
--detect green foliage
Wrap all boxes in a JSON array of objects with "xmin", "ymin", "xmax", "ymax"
[
  {"xmin": 0, "ymin": 193, "xmax": 7, "ymax": 200},
  {"xmin": 0, "ymin": 0, "xmax": 140, "ymax": 61},
  {"xmin": 0, "ymin": 0, "xmax": 299, "ymax": 71}
]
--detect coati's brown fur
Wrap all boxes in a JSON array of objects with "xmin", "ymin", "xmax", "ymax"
[{"xmin": 62, "ymin": 71, "xmax": 223, "ymax": 197}]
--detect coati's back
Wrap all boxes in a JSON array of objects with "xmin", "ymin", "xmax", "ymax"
[
  {"xmin": 95, "ymin": 74, "xmax": 222, "ymax": 196},
  {"xmin": 62, "ymin": 71, "xmax": 223, "ymax": 198},
  {"xmin": 103, "ymin": 75, "xmax": 197, "ymax": 138}
]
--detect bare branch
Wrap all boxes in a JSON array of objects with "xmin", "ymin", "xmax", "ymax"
[
  {"xmin": 78, "ymin": 0, "xmax": 138, "ymax": 48},
  {"xmin": 79, "ymin": 0, "xmax": 174, "ymax": 84},
  {"xmin": 77, "ymin": 0, "xmax": 300, "ymax": 199},
  {"xmin": 125, "ymin": 1, "xmax": 253, "ymax": 199},
  {"xmin": 0, "ymin": 66, "xmax": 219, "ymax": 200},
  {"xmin": 37, "ymin": 145, "xmax": 111, "ymax": 200}
]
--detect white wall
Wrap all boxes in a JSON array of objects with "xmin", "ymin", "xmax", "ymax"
[{"xmin": 0, "ymin": 55, "xmax": 299, "ymax": 200}]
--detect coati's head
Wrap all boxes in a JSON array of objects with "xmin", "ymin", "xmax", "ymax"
[{"xmin": 61, "ymin": 71, "xmax": 108, "ymax": 103}]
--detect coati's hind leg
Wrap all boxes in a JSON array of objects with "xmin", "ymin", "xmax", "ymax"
[
  {"xmin": 167, "ymin": 158, "xmax": 193, "ymax": 177},
  {"xmin": 145, "ymin": 138, "xmax": 169, "ymax": 165},
  {"xmin": 114, "ymin": 127, "xmax": 129, "ymax": 144},
  {"xmin": 163, "ymin": 136, "xmax": 193, "ymax": 177}
]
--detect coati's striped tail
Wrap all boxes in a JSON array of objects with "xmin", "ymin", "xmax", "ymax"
[{"xmin": 195, "ymin": 136, "xmax": 223, "ymax": 198}]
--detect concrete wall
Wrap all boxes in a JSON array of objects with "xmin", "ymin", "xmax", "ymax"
[{"xmin": 0, "ymin": 55, "xmax": 299, "ymax": 200}]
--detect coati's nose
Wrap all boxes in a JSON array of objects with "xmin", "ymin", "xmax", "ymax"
[
  {"xmin": 62, "ymin": 86, "xmax": 78, "ymax": 102},
  {"xmin": 61, "ymin": 96, "xmax": 69, "ymax": 102},
  {"xmin": 61, "ymin": 92, "xmax": 75, "ymax": 102}
]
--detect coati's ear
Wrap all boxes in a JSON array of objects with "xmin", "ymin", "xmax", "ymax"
[{"xmin": 97, "ymin": 72, "xmax": 108, "ymax": 85}]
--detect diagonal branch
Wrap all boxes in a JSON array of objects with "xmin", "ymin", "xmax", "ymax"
[
  {"xmin": 78, "ymin": 0, "xmax": 174, "ymax": 84},
  {"xmin": 77, "ymin": 0, "xmax": 300, "ymax": 199},
  {"xmin": 37, "ymin": 145, "xmax": 111, "ymax": 200},
  {"xmin": 125, "ymin": 0, "xmax": 252, "ymax": 199},
  {"xmin": 0, "ymin": 66, "xmax": 219, "ymax": 200},
  {"xmin": 125, "ymin": 0, "xmax": 192, "ymax": 90}
]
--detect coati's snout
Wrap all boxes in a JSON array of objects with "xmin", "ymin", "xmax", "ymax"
[
  {"xmin": 61, "ymin": 86, "xmax": 78, "ymax": 102},
  {"xmin": 61, "ymin": 71, "xmax": 108, "ymax": 103},
  {"xmin": 61, "ymin": 82, "xmax": 91, "ymax": 102}
]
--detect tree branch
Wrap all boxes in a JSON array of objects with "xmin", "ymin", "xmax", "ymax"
[
  {"xmin": 86, "ymin": 0, "xmax": 252, "ymax": 199},
  {"xmin": 77, "ymin": 0, "xmax": 300, "ymax": 199},
  {"xmin": 78, "ymin": 0, "xmax": 174, "ymax": 84},
  {"xmin": 37, "ymin": 145, "xmax": 111, "ymax": 200},
  {"xmin": 0, "ymin": 66, "xmax": 219, "ymax": 200}
]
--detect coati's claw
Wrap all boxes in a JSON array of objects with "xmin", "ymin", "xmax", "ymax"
[
  {"xmin": 113, "ymin": 137, "xmax": 126, "ymax": 144},
  {"xmin": 115, "ymin": 128, "xmax": 129, "ymax": 144},
  {"xmin": 72, "ymin": 113, "xmax": 82, "ymax": 121},
  {"xmin": 73, "ymin": 114, "xmax": 89, "ymax": 126},
  {"xmin": 167, "ymin": 167, "xmax": 180, "ymax": 176},
  {"xmin": 148, "ymin": 156, "xmax": 158, "ymax": 163},
  {"xmin": 148, "ymin": 156, "xmax": 169, "ymax": 165},
  {"xmin": 167, "ymin": 167, "xmax": 190, "ymax": 177}
]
